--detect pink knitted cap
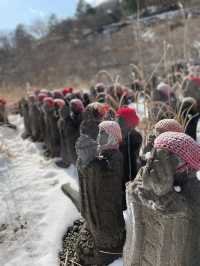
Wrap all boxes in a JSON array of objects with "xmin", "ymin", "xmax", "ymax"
[
  {"xmin": 99, "ymin": 121, "xmax": 122, "ymax": 144},
  {"xmin": 155, "ymin": 119, "xmax": 184, "ymax": 134},
  {"xmin": 154, "ymin": 132, "xmax": 200, "ymax": 171}
]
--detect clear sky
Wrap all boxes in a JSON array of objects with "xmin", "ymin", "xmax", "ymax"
[{"xmin": 0, "ymin": 0, "xmax": 107, "ymax": 31}]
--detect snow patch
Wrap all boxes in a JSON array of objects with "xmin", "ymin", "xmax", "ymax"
[
  {"xmin": 0, "ymin": 115, "xmax": 80, "ymax": 266},
  {"xmin": 0, "ymin": 115, "xmax": 122, "ymax": 266},
  {"xmin": 142, "ymin": 29, "xmax": 155, "ymax": 41}
]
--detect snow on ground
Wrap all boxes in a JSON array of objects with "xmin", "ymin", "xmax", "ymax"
[
  {"xmin": 0, "ymin": 115, "xmax": 80, "ymax": 266},
  {"xmin": 0, "ymin": 115, "xmax": 123, "ymax": 266}
]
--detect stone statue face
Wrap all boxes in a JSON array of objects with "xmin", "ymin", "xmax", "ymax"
[
  {"xmin": 76, "ymin": 134, "xmax": 97, "ymax": 166},
  {"xmin": 142, "ymin": 149, "xmax": 181, "ymax": 196},
  {"xmin": 97, "ymin": 128, "xmax": 109, "ymax": 147}
]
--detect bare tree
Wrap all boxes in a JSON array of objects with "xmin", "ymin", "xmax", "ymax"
[{"xmin": 30, "ymin": 19, "xmax": 49, "ymax": 39}]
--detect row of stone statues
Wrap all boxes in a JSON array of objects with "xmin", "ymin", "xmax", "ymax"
[
  {"xmin": 62, "ymin": 117, "xmax": 200, "ymax": 266},
  {"xmin": 14, "ymin": 76, "xmax": 200, "ymax": 265}
]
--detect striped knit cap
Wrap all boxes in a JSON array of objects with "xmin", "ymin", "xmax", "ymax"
[
  {"xmin": 154, "ymin": 132, "xmax": 200, "ymax": 171},
  {"xmin": 155, "ymin": 119, "xmax": 184, "ymax": 134},
  {"xmin": 99, "ymin": 121, "xmax": 122, "ymax": 144}
]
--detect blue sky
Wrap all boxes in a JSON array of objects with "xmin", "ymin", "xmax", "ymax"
[
  {"xmin": 0, "ymin": 0, "xmax": 106, "ymax": 31},
  {"xmin": 0, "ymin": 0, "xmax": 90, "ymax": 31}
]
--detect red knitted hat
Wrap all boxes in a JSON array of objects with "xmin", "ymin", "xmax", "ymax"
[
  {"xmin": 154, "ymin": 132, "xmax": 200, "ymax": 171},
  {"xmin": 155, "ymin": 119, "xmax": 184, "ymax": 134},
  {"xmin": 187, "ymin": 75, "xmax": 200, "ymax": 87},
  {"xmin": 116, "ymin": 107, "xmax": 139, "ymax": 127},
  {"xmin": 43, "ymin": 97, "xmax": 55, "ymax": 108},
  {"xmin": 63, "ymin": 88, "xmax": 73, "ymax": 95},
  {"xmin": 99, "ymin": 121, "xmax": 122, "ymax": 144},
  {"xmin": 102, "ymin": 103, "xmax": 110, "ymax": 113},
  {"xmin": 54, "ymin": 99, "xmax": 65, "ymax": 109}
]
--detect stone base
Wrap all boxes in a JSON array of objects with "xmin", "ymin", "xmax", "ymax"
[{"xmin": 60, "ymin": 220, "xmax": 122, "ymax": 266}]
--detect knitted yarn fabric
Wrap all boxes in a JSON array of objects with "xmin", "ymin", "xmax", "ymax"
[
  {"xmin": 63, "ymin": 88, "xmax": 73, "ymax": 95},
  {"xmin": 187, "ymin": 75, "xmax": 200, "ymax": 87},
  {"xmin": 154, "ymin": 131, "xmax": 200, "ymax": 171},
  {"xmin": 155, "ymin": 119, "xmax": 184, "ymax": 134},
  {"xmin": 116, "ymin": 107, "xmax": 139, "ymax": 127},
  {"xmin": 99, "ymin": 121, "xmax": 122, "ymax": 144}
]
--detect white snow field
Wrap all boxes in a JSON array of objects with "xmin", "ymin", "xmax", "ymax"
[{"xmin": 0, "ymin": 115, "xmax": 122, "ymax": 266}]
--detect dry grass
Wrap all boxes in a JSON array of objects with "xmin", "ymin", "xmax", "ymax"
[
  {"xmin": 1, "ymin": 4, "xmax": 200, "ymax": 92},
  {"xmin": 0, "ymin": 78, "xmax": 92, "ymax": 104},
  {"xmin": 1, "ymin": 3, "xmax": 200, "ymax": 101},
  {"xmin": 0, "ymin": 87, "xmax": 26, "ymax": 103}
]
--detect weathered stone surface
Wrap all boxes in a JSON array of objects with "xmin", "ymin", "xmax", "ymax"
[
  {"xmin": 76, "ymin": 150, "xmax": 125, "ymax": 265},
  {"xmin": 61, "ymin": 183, "xmax": 80, "ymax": 211},
  {"xmin": 124, "ymin": 184, "xmax": 191, "ymax": 266},
  {"xmin": 123, "ymin": 147, "xmax": 200, "ymax": 266},
  {"xmin": 74, "ymin": 122, "xmax": 125, "ymax": 265},
  {"xmin": 43, "ymin": 106, "xmax": 60, "ymax": 157}
]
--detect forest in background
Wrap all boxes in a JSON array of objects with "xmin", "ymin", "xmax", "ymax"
[{"xmin": 0, "ymin": 0, "xmax": 199, "ymax": 95}]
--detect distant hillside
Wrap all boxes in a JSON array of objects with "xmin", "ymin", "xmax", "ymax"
[{"xmin": 0, "ymin": 0, "xmax": 200, "ymax": 93}]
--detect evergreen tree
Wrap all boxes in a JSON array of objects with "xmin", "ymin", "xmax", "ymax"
[
  {"xmin": 48, "ymin": 14, "xmax": 58, "ymax": 33},
  {"xmin": 122, "ymin": 0, "xmax": 139, "ymax": 15},
  {"xmin": 76, "ymin": 0, "xmax": 93, "ymax": 17}
]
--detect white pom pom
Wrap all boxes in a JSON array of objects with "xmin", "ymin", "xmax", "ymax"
[{"xmin": 174, "ymin": 186, "xmax": 181, "ymax": 193}]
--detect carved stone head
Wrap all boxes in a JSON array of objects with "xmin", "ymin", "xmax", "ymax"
[
  {"xmin": 142, "ymin": 132, "xmax": 200, "ymax": 197},
  {"xmin": 142, "ymin": 148, "xmax": 180, "ymax": 196},
  {"xmin": 97, "ymin": 121, "xmax": 122, "ymax": 153}
]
